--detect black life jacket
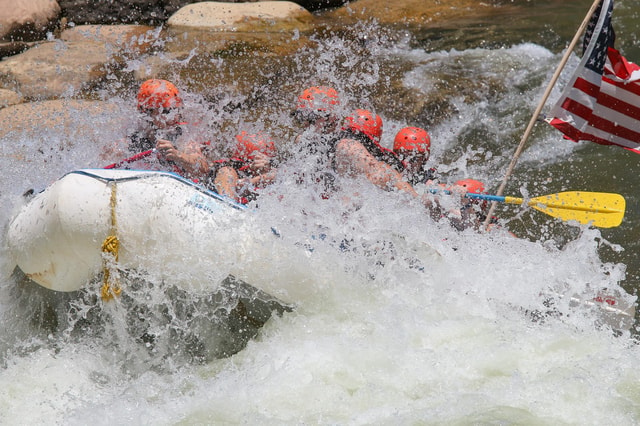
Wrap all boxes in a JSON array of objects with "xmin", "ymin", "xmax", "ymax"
[
  {"xmin": 127, "ymin": 124, "xmax": 185, "ymax": 171},
  {"xmin": 305, "ymin": 130, "xmax": 405, "ymax": 199},
  {"xmin": 406, "ymin": 167, "xmax": 437, "ymax": 186},
  {"xmin": 128, "ymin": 123, "xmax": 184, "ymax": 152}
]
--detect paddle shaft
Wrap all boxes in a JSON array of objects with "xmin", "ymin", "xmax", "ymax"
[
  {"xmin": 104, "ymin": 149, "xmax": 155, "ymax": 169},
  {"xmin": 484, "ymin": 0, "xmax": 605, "ymax": 229}
]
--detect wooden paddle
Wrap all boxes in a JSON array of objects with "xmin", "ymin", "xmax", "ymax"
[{"xmin": 466, "ymin": 191, "xmax": 625, "ymax": 228}]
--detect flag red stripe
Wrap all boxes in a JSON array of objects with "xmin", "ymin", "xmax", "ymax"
[
  {"xmin": 573, "ymin": 77, "xmax": 600, "ymax": 98},
  {"xmin": 557, "ymin": 97, "xmax": 640, "ymax": 142},
  {"xmin": 597, "ymin": 86, "xmax": 640, "ymax": 121},
  {"xmin": 572, "ymin": 77, "xmax": 640, "ymax": 121},
  {"xmin": 601, "ymin": 80, "xmax": 640, "ymax": 119},
  {"xmin": 549, "ymin": 118, "xmax": 640, "ymax": 154},
  {"xmin": 603, "ymin": 74, "xmax": 640, "ymax": 97}
]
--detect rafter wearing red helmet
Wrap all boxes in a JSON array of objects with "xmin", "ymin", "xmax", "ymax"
[
  {"xmin": 213, "ymin": 131, "xmax": 278, "ymax": 203},
  {"xmin": 449, "ymin": 179, "xmax": 501, "ymax": 231},
  {"xmin": 393, "ymin": 126, "xmax": 437, "ymax": 186},
  {"xmin": 102, "ymin": 79, "xmax": 209, "ymax": 181},
  {"xmin": 341, "ymin": 109, "xmax": 404, "ymax": 173},
  {"xmin": 293, "ymin": 86, "xmax": 343, "ymax": 134}
]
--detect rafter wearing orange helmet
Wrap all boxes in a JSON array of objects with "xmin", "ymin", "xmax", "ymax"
[
  {"xmin": 288, "ymin": 88, "xmax": 447, "ymax": 219},
  {"xmin": 393, "ymin": 126, "xmax": 431, "ymax": 154},
  {"xmin": 393, "ymin": 127, "xmax": 436, "ymax": 186},
  {"xmin": 122, "ymin": 79, "xmax": 209, "ymax": 181},
  {"xmin": 213, "ymin": 131, "xmax": 278, "ymax": 204},
  {"xmin": 296, "ymin": 86, "xmax": 340, "ymax": 115},
  {"xmin": 343, "ymin": 109, "xmax": 383, "ymax": 143},
  {"xmin": 293, "ymin": 86, "xmax": 343, "ymax": 134},
  {"xmin": 232, "ymin": 131, "xmax": 276, "ymax": 164},
  {"xmin": 449, "ymin": 178, "xmax": 500, "ymax": 231},
  {"xmin": 342, "ymin": 109, "xmax": 404, "ymax": 172}
]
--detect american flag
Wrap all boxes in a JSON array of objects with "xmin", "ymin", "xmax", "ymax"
[{"xmin": 547, "ymin": 0, "xmax": 640, "ymax": 153}]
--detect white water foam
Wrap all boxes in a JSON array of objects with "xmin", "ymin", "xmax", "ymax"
[{"xmin": 1, "ymin": 36, "xmax": 639, "ymax": 424}]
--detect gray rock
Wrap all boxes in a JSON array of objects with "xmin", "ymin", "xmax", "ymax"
[
  {"xmin": 59, "ymin": 24, "xmax": 156, "ymax": 54},
  {"xmin": 0, "ymin": 99, "xmax": 123, "ymax": 142}
]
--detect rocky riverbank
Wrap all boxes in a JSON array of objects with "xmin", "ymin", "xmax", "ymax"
[{"xmin": 0, "ymin": 0, "xmax": 529, "ymax": 146}]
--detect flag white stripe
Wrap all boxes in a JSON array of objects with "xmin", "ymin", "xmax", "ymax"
[{"xmin": 600, "ymin": 77, "xmax": 640, "ymax": 109}]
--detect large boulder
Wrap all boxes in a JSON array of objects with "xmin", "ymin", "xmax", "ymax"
[
  {"xmin": 57, "ymin": 0, "xmax": 343, "ymax": 26},
  {"xmin": 0, "ymin": 99, "xmax": 124, "ymax": 154},
  {"xmin": 167, "ymin": 1, "xmax": 313, "ymax": 32},
  {"xmin": 148, "ymin": 1, "xmax": 316, "ymax": 92},
  {"xmin": 0, "ymin": 41, "xmax": 110, "ymax": 100},
  {"xmin": 60, "ymin": 24, "xmax": 156, "ymax": 55},
  {"xmin": 0, "ymin": 0, "xmax": 61, "ymax": 42}
]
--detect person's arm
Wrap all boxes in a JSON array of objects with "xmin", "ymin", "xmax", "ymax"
[
  {"xmin": 447, "ymin": 184, "xmax": 483, "ymax": 231},
  {"xmin": 336, "ymin": 138, "xmax": 450, "ymax": 219},
  {"xmin": 239, "ymin": 169, "xmax": 277, "ymax": 189},
  {"xmin": 335, "ymin": 138, "xmax": 418, "ymax": 197},
  {"xmin": 246, "ymin": 152, "xmax": 272, "ymax": 175},
  {"xmin": 156, "ymin": 139, "xmax": 209, "ymax": 178},
  {"xmin": 214, "ymin": 166, "xmax": 240, "ymax": 200}
]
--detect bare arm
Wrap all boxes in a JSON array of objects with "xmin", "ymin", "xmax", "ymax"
[
  {"xmin": 238, "ymin": 170, "xmax": 277, "ymax": 189},
  {"xmin": 335, "ymin": 138, "xmax": 450, "ymax": 220},
  {"xmin": 156, "ymin": 139, "xmax": 210, "ymax": 178},
  {"xmin": 335, "ymin": 139, "xmax": 418, "ymax": 197},
  {"xmin": 214, "ymin": 166, "xmax": 240, "ymax": 200}
]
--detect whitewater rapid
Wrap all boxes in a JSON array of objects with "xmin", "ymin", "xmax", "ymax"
[{"xmin": 2, "ymin": 39, "xmax": 640, "ymax": 424}]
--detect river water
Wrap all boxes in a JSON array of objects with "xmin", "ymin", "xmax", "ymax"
[{"xmin": 2, "ymin": 0, "xmax": 640, "ymax": 424}]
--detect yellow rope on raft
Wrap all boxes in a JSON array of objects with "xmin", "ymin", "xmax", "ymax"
[{"xmin": 101, "ymin": 183, "xmax": 122, "ymax": 301}]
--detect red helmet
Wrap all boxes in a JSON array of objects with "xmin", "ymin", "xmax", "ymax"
[
  {"xmin": 455, "ymin": 179, "xmax": 487, "ymax": 208},
  {"xmin": 233, "ymin": 131, "xmax": 276, "ymax": 160},
  {"xmin": 393, "ymin": 127, "xmax": 431, "ymax": 153},
  {"xmin": 137, "ymin": 79, "xmax": 182, "ymax": 111},
  {"xmin": 455, "ymin": 179, "xmax": 485, "ymax": 194},
  {"xmin": 296, "ymin": 86, "xmax": 340, "ymax": 115},
  {"xmin": 344, "ymin": 109, "xmax": 383, "ymax": 143}
]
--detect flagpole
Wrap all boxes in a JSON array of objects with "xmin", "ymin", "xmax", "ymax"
[{"xmin": 483, "ymin": 0, "xmax": 604, "ymax": 230}]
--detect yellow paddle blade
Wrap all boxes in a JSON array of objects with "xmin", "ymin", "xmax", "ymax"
[{"xmin": 504, "ymin": 192, "xmax": 625, "ymax": 228}]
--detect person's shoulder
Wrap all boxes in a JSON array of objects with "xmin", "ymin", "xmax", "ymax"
[{"xmin": 336, "ymin": 136, "xmax": 365, "ymax": 148}]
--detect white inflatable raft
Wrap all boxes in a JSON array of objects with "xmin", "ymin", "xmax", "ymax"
[
  {"xmin": 8, "ymin": 169, "xmax": 635, "ymax": 331},
  {"xmin": 7, "ymin": 169, "xmax": 293, "ymax": 300}
]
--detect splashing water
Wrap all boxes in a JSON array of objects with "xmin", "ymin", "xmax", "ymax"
[{"xmin": 2, "ymin": 14, "xmax": 640, "ymax": 424}]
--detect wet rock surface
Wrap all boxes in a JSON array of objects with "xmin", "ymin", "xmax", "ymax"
[
  {"xmin": 57, "ymin": 0, "xmax": 347, "ymax": 25},
  {"xmin": 0, "ymin": 0, "xmax": 540, "ymax": 146},
  {"xmin": 0, "ymin": 0, "xmax": 61, "ymax": 42}
]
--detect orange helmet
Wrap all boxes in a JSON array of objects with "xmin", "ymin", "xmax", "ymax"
[
  {"xmin": 455, "ymin": 179, "xmax": 487, "ymax": 208},
  {"xmin": 455, "ymin": 179, "xmax": 485, "ymax": 194},
  {"xmin": 296, "ymin": 86, "xmax": 340, "ymax": 115},
  {"xmin": 344, "ymin": 109, "xmax": 383, "ymax": 143},
  {"xmin": 233, "ymin": 131, "xmax": 276, "ymax": 161},
  {"xmin": 393, "ymin": 127, "xmax": 431, "ymax": 153},
  {"xmin": 137, "ymin": 79, "xmax": 182, "ymax": 111}
]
